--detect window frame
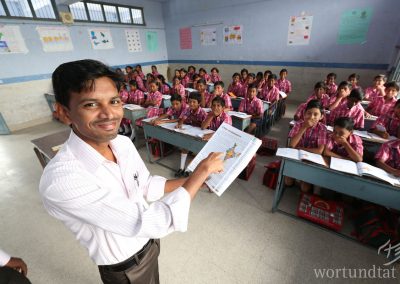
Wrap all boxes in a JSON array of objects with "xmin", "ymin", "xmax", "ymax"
[
  {"xmin": 0, "ymin": 0, "xmax": 59, "ymax": 21},
  {"xmin": 69, "ymin": 1, "xmax": 145, "ymax": 26}
]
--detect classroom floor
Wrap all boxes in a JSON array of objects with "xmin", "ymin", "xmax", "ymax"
[{"xmin": 1, "ymin": 103, "xmax": 399, "ymax": 284}]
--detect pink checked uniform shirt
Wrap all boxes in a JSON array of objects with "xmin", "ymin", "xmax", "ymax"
[
  {"xmin": 365, "ymin": 87, "xmax": 384, "ymax": 101},
  {"xmin": 170, "ymin": 84, "xmax": 186, "ymax": 100},
  {"xmin": 166, "ymin": 104, "xmax": 189, "ymax": 119},
  {"xmin": 180, "ymin": 107, "xmax": 207, "ymax": 127},
  {"xmin": 260, "ymin": 85, "xmax": 280, "ymax": 103},
  {"xmin": 127, "ymin": 90, "xmax": 145, "ymax": 105},
  {"xmin": 326, "ymin": 83, "xmax": 338, "ymax": 97},
  {"xmin": 306, "ymin": 93, "xmax": 331, "ymax": 109},
  {"xmin": 371, "ymin": 111, "xmax": 400, "ymax": 136},
  {"xmin": 276, "ymin": 79, "xmax": 292, "ymax": 94},
  {"xmin": 210, "ymin": 74, "xmax": 222, "ymax": 83},
  {"xmin": 208, "ymin": 112, "xmax": 232, "ymax": 131},
  {"xmin": 209, "ymin": 93, "xmax": 232, "ymax": 110},
  {"xmin": 228, "ymin": 82, "xmax": 244, "ymax": 97},
  {"xmin": 328, "ymin": 102, "xmax": 365, "ymax": 129},
  {"xmin": 288, "ymin": 121, "xmax": 328, "ymax": 149},
  {"xmin": 375, "ymin": 139, "xmax": 400, "ymax": 170},
  {"xmin": 239, "ymin": 97, "xmax": 264, "ymax": 116},
  {"xmin": 367, "ymin": 97, "xmax": 397, "ymax": 116},
  {"xmin": 326, "ymin": 133, "xmax": 364, "ymax": 158}
]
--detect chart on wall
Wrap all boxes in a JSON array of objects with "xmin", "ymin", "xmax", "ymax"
[
  {"xmin": 200, "ymin": 28, "xmax": 217, "ymax": 46},
  {"xmin": 88, "ymin": 28, "xmax": 114, "ymax": 50},
  {"xmin": 36, "ymin": 26, "xmax": 73, "ymax": 52},
  {"xmin": 337, "ymin": 8, "xmax": 373, "ymax": 44},
  {"xmin": 125, "ymin": 29, "xmax": 142, "ymax": 52},
  {"xmin": 287, "ymin": 15, "xmax": 313, "ymax": 46},
  {"xmin": 223, "ymin": 25, "xmax": 242, "ymax": 45},
  {"xmin": 146, "ymin": 31, "xmax": 158, "ymax": 52},
  {"xmin": 0, "ymin": 25, "xmax": 28, "ymax": 54},
  {"xmin": 179, "ymin": 27, "xmax": 192, "ymax": 49}
]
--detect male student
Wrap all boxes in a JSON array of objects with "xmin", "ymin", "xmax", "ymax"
[{"xmin": 39, "ymin": 59, "xmax": 224, "ymax": 284}]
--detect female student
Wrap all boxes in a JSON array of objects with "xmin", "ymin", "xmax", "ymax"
[
  {"xmin": 238, "ymin": 84, "xmax": 264, "ymax": 135},
  {"xmin": 328, "ymin": 81, "xmax": 352, "ymax": 110},
  {"xmin": 209, "ymin": 81, "xmax": 232, "ymax": 110},
  {"xmin": 135, "ymin": 64, "xmax": 145, "ymax": 79},
  {"xmin": 152, "ymin": 94, "xmax": 188, "ymax": 126},
  {"xmin": 370, "ymin": 100, "xmax": 400, "ymax": 139},
  {"xmin": 125, "ymin": 65, "xmax": 134, "ymax": 82},
  {"xmin": 196, "ymin": 79, "xmax": 212, "ymax": 108},
  {"xmin": 259, "ymin": 74, "xmax": 280, "ymax": 103},
  {"xmin": 375, "ymin": 135, "xmax": 400, "ymax": 177},
  {"xmin": 348, "ymin": 73, "xmax": 361, "ymax": 90},
  {"xmin": 198, "ymin": 68, "xmax": 211, "ymax": 83},
  {"xmin": 240, "ymin": 73, "xmax": 256, "ymax": 97},
  {"xmin": 151, "ymin": 65, "xmax": 160, "ymax": 76},
  {"xmin": 119, "ymin": 83, "xmax": 129, "ymax": 103},
  {"xmin": 143, "ymin": 81, "xmax": 163, "ymax": 118},
  {"xmin": 365, "ymin": 81, "xmax": 399, "ymax": 117},
  {"xmin": 255, "ymin": 72, "xmax": 264, "ymax": 90},
  {"xmin": 187, "ymin": 65, "xmax": 196, "ymax": 80},
  {"xmin": 325, "ymin": 73, "xmax": 338, "ymax": 97},
  {"xmin": 157, "ymin": 74, "xmax": 171, "ymax": 94},
  {"xmin": 328, "ymin": 88, "xmax": 365, "ymax": 129},
  {"xmin": 364, "ymin": 74, "xmax": 386, "ymax": 101},
  {"xmin": 176, "ymin": 92, "xmax": 208, "ymax": 177},
  {"xmin": 131, "ymin": 69, "xmax": 147, "ymax": 92},
  {"xmin": 170, "ymin": 76, "xmax": 186, "ymax": 100},
  {"xmin": 201, "ymin": 96, "xmax": 232, "ymax": 140},
  {"xmin": 192, "ymin": 74, "xmax": 202, "ymax": 90},
  {"xmin": 210, "ymin": 67, "xmax": 222, "ymax": 83},
  {"xmin": 127, "ymin": 80, "xmax": 145, "ymax": 106},
  {"xmin": 276, "ymin": 69, "xmax": 292, "ymax": 95},
  {"xmin": 324, "ymin": 117, "xmax": 363, "ymax": 162},
  {"xmin": 227, "ymin": 73, "xmax": 243, "ymax": 97},
  {"xmin": 145, "ymin": 73, "xmax": 156, "ymax": 91},
  {"xmin": 287, "ymin": 100, "xmax": 327, "ymax": 193},
  {"xmin": 240, "ymin": 68, "xmax": 249, "ymax": 85},
  {"xmin": 180, "ymin": 69, "xmax": 190, "ymax": 87}
]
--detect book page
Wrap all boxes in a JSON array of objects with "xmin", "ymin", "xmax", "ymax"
[
  {"xmin": 299, "ymin": 150, "xmax": 327, "ymax": 166},
  {"xmin": 279, "ymin": 91, "xmax": 287, "ymax": 99},
  {"xmin": 186, "ymin": 123, "xmax": 261, "ymax": 196},
  {"xmin": 276, "ymin": 148, "xmax": 300, "ymax": 160},
  {"xmin": 357, "ymin": 162, "xmax": 400, "ymax": 186},
  {"xmin": 123, "ymin": 104, "xmax": 144, "ymax": 110},
  {"xmin": 228, "ymin": 111, "xmax": 252, "ymax": 118},
  {"xmin": 174, "ymin": 124, "xmax": 214, "ymax": 138},
  {"xmin": 159, "ymin": 122, "xmax": 178, "ymax": 130},
  {"xmin": 353, "ymin": 130, "xmax": 372, "ymax": 139},
  {"xmin": 330, "ymin": 157, "xmax": 359, "ymax": 175}
]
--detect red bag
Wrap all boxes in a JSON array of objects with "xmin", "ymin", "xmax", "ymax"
[
  {"xmin": 238, "ymin": 155, "xmax": 256, "ymax": 181},
  {"xmin": 263, "ymin": 160, "xmax": 281, "ymax": 189}
]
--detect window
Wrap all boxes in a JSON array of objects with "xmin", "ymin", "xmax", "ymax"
[
  {"xmin": 68, "ymin": 1, "xmax": 145, "ymax": 26},
  {"xmin": 69, "ymin": 2, "xmax": 87, "ymax": 21},
  {"xmin": 1, "ymin": 0, "xmax": 57, "ymax": 20}
]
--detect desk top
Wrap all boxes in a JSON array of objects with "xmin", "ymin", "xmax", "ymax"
[{"xmin": 31, "ymin": 129, "xmax": 70, "ymax": 160}]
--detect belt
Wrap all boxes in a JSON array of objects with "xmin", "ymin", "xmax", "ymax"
[{"xmin": 99, "ymin": 239, "xmax": 155, "ymax": 272}]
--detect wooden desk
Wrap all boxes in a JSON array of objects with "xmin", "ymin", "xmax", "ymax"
[
  {"xmin": 272, "ymin": 158, "xmax": 400, "ymax": 212},
  {"xmin": 142, "ymin": 121, "xmax": 206, "ymax": 164},
  {"xmin": 31, "ymin": 129, "xmax": 70, "ymax": 168}
]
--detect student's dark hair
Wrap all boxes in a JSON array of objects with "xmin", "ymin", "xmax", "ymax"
[
  {"xmin": 305, "ymin": 99, "xmax": 323, "ymax": 113},
  {"xmin": 149, "ymin": 80, "xmax": 161, "ymax": 90},
  {"xmin": 232, "ymin": 72, "xmax": 240, "ymax": 78},
  {"xmin": 348, "ymin": 88, "xmax": 364, "ymax": 101},
  {"xmin": 128, "ymin": 80, "xmax": 138, "ymax": 88},
  {"xmin": 280, "ymin": 69, "xmax": 288, "ymax": 74},
  {"xmin": 334, "ymin": 117, "xmax": 354, "ymax": 131},
  {"xmin": 264, "ymin": 70, "xmax": 272, "ymax": 76},
  {"xmin": 268, "ymin": 74, "xmax": 277, "ymax": 80},
  {"xmin": 211, "ymin": 67, "xmax": 219, "ymax": 73},
  {"xmin": 151, "ymin": 65, "xmax": 157, "ymax": 69},
  {"xmin": 157, "ymin": 74, "xmax": 167, "ymax": 84},
  {"xmin": 214, "ymin": 81, "xmax": 225, "ymax": 88},
  {"xmin": 395, "ymin": 100, "xmax": 400, "ymax": 108},
  {"xmin": 170, "ymin": 93, "xmax": 182, "ymax": 102},
  {"xmin": 173, "ymin": 76, "xmax": 181, "ymax": 82},
  {"xmin": 197, "ymin": 78, "xmax": 206, "ymax": 85},
  {"xmin": 248, "ymin": 73, "xmax": 256, "ymax": 79},
  {"xmin": 374, "ymin": 74, "xmax": 387, "ymax": 81},
  {"xmin": 338, "ymin": 81, "xmax": 352, "ymax": 90},
  {"xmin": 247, "ymin": 83, "xmax": 258, "ymax": 90},
  {"xmin": 193, "ymin": 74, "xmax": 201, "ymax": 80},
  {"xmin": 146, "ymin": 73, "xmax": 155, "ymax": 79},
  {"xmin": 241, "ymin": 68, "xmax": 248, "ymax": 75},
  {"xmin": 256, "ymin": 72, "xmax": 263, "ymax": 78},
  {"xmin": 327, "ymin": 73, "xmax": 337, "ymax": 79},
  {"xmin": 135, "ymin": 64, "xmax": 142, "ymax": 69},
  {"xmin": 126, "ymin": 65, "xmax": 133, "ymax": 70},
  {"xmin": 384, "ymin": 81, "xmax": 400, "ymax": 91},
  {"xmin": 199, "ymin": 68, "xmax": 206, "ymax": 73},
  {"xmin": 212, "ymin": 96, "xmax": 225, "ymax": 107},
  {"xmin": 52, "ymin": 59, "xmax": 122, "ymax": 108},
  {"xmin": 188, "ymin": 65, "xmax": 196, "ymax": 71},
  {"xmin": 180, "ymin": 68, "xmax": 187, "ymax": 73},
  {"xmin": 189, "ymin": 91, "xmax": 202, "ymax": 103},
  {"xmin": 132, "ymin": 69, "xmax": 139, "ymax": 75},
  {"xmin": 115, "ymin": 67, "xmax": 122, "ymax": 72},
  {"xmin": 348, "ymin": 73, "xmax": 360, "ymax": 80},
  {"xmin": 314, "ymin": 81, "xmax": 326, "ymax": 90}
]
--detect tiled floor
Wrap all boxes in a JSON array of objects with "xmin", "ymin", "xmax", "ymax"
[{"xmin": 0, "ymin": 104, "xmax": 398, "ymax": 283}]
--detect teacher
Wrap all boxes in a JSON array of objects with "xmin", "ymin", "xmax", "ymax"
[{"xmin": 39, "ymin": 59, "xmax": 223, "ymax": 284}]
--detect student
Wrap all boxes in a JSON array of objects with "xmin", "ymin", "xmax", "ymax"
[
  {"xmin": 157, "ymin": 74, "xmax": 170, "ymax": 94},
  {"xmin": 196, "ymin": 79, "xmax": 212, "ymax": 108},
  {"xmin": 255, "ymin": 72, "xmax": 264, "ymax": 89},
  {"xmin": 131, "ymin": 69, "xmax": 146, "ymax": 92},
  {"xmin": 176, "ymin": 92, "xmax": 208, "ymax": 177},
  {"xmin": 375, "ymin": 130, "xmax": 400, "ymax": 177},
  {"xmin": 364, "ymin": 74, "xmax": 386, "ymax": 101},
  {"xmin": 328, "ymin": 81, "xmax": 352, "ymax": 110},
  {"xmin": 187, "ymin": 65, "xmax": 196, "ymax": 80},
  {"xmin": 180, "ymin": 69, "xmax": 190, "ymax": 87},
  {"xmin": 365, "ymin": 81, "xmax": 399, "ymax": 117},
  {"xmin": 151, "ymin": 65, "xmax": 160, "ymax": 76},
  {"xmin": 119, "ymin": 83, "xmax": 129, "ymax": 103},
  {"xmin": 115, "ymin": 67, "xmax": 124, "ymax": 77},
  {"xmin": 238, "ymin": 84, "xmax": 264, "ymax": 134},
  {"xmin": 210, "ymin": 67, "xmax": 222, "ymax": 83},
  {"xmin": 174, "ymin": 69, "xmax": 181, "ymax": 79},
  {"xmin": 170, "ymin": 76, "xmax": 186, "ymax": 100},
  {"xmin": 240, "ymin": 68, "xmax": 249, "ymax": 84},
  {"xmin": 324, "ymin": 117, "xmax": 363, "ymax": 162},
  {"xmin": 287, "ymin": 100, "xmax": 327, "ymax": 193},
  {"xmin": 259, "ymin": 74, "xmax": 280, "ymax": 103},
  {"xmin": 127, "ymin": 80, "xmax": 145, "ymax": 105},
  {"xmin": 152, "ymin": 94, "xmax": 188, "ymax": 126},
  {"xmin": 328, "ymin": 88, "xmax": 365, "ymax": 129},
  {"xmin": 294, "ymin": 82, "xmax": 330, "ymax": 121},
  {"xmin": 145, "ymin": 73, "xmax": 156, "ymax": 91},
  {"xmin": 144, "ymin": 81, "xmax": 163, "ymax": 118},
  {"xmin": 348, "ymin": 73, "xmax": 361, "ymax": 90},
  {"xmin": 240, "ymin": 73, "xmax": 256, "ymax": 97},
  {"xmin": 201, "ymin": 96, "xmax": 232, "ymax": 140},
  {"xmin": 276, "ymin": 69, "xmax": 292, "ymax": 95},
  {"xmin": 370, "ymin": 100, "xmax": 400, "ymax": 138},
  {"xmin": 125, "ymin": 65, "xmax": 134, "ymax": 82},
  {"xmin": 135, "ymin": 64, "xmax": 145, "ymax": 79},
  {"xmin": 192, "ymin": 74, "xmax": 202, "ymax": 90},
  {"xmin": 227, "ymin": 73, "xmax": 243, "ymax": 97},
  {"xmin": 198, "ymin": 68, "xmax": 211, "ymax": 83},
  {"xmin": 325, "ymin": 73, "xmax": 338, "ymax": 97},
  {"xmin": 209, "ymin": 81, "xmax": 232, "ymax": 110}
]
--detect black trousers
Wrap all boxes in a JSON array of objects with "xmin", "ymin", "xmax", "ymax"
[
  {"xmin": 98, "ymin": 240, "xmax": 160, "ymax": 284},
  {"xmin": 0, "ymin": 267, "xmax": 31, "ymax": 284}
]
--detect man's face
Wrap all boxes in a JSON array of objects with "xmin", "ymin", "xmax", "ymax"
[{"xmin": 58, "ymin": 77, "xmax": 123, "ymax": 148}]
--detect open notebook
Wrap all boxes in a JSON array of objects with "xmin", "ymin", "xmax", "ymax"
[
  {"xmin": 186, "ymin": 123, "xmax": 261, "ymax": 196},
  {"xmin": 276, "ymin": 148, "xmax": 328, "ymax": 167}
]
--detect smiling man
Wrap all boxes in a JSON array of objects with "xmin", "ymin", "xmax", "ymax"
[{"xmin": 39, "ymin": 59, "xmax": 223, "ymax": 284}]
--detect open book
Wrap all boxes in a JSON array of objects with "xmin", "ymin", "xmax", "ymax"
[
  {"xmin": 228, "ymin": 111, "xmax": 252, "ymax": 119},
  {"xmin": 148, "ymin": 121, "xmax": 214, "ymax": 138},
  {"xmin": 186, "ymin": 123, "xmax": 261, "ymax": 196},
  {"xmin": 353, "ymin": 130, "xmax": 397, "ymax": 143},
  {"xmin": 123, "ymin": 104, "xmax": 144, "ymax": 110},
  {"xmin": 330, "ymin": 157, "xmax": 400, "ymax": 187},
  {"xmin": 276, "ymin": 148, "xmax": 328, "ymax": 167}
]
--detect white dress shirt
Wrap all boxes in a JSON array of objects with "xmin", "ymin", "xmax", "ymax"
[
  {"xmin": 0, "ymin": 249, "xmax": 11, "ymax": 266},
  {"xmin": 39, "ymin": 131, "xmax": 191, "ymax": 265}
]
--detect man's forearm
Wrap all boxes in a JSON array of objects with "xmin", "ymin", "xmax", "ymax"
[{"xmin": 164, "ymin": 178, "xmax": 188, "ymax": 193}]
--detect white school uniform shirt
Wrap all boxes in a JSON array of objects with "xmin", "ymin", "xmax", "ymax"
[
  {"xmin": 0, "ymin": 249, "xmax": 11, "ymax": 266},
  {"xmin": 39, "ymin": 131, "xmax": 191, "ymax": 265}
]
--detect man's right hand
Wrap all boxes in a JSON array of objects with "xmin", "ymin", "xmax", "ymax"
[
  {"xmin": 6, "ymin": 257, "xmax": 28, "ymax": 276},
  {"xmin": 199, "ymin": 152, "xmax": 224, "ymax": 174}
]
